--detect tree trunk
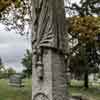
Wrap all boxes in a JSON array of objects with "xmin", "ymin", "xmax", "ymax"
[{"xmin": 84, "ymin": 71, "xmax": 89, "ymax": 89}]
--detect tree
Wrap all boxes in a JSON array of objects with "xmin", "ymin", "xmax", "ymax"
[
  {"xmin": 64, "ymin": 0, "xmax": 100, "ymax": 89},
  {"xmin": 69, "ymin": 42, "xmax": 99, "ymax": 88},
  {"xmin": 65, "ymin": 0, "xmax": 100, "ymax": 16},
  {"xmin": 0, "ymin": 57, "xmax": 6, "ymax": 79},
  {"xmin": 6, "ymin": 67, "xmax": 16, "ymax": 78},
  {"xmin": 21, "ymin": 49, "xmax": 32, "ymax": 78},
  {"xmin": 67, "ymin": 14, "xmax": 100, "ymax": 89},
  {"xmin": 0, "ymin": 57, "xmax": 16, "ymax": 79},
  {"xmin": 0, "ymin": 0, "xmax": 31, "ymax": 34}
]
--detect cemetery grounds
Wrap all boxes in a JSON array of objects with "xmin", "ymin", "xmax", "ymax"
[
  {"xmin": 0, "ymin": 79, "xmax": 31, "ymax": 100},
  {"xmin": 69, "ymin": 80, "xmax": 100, "ymax": 100},
  {"xmin": 0, "ymin": 79, "xmax": 100, "ymax": 100}
]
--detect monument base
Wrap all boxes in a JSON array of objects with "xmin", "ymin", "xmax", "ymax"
[{"xmin": 32, "ymin": 48, "xmax": 69, "ymax": 100}]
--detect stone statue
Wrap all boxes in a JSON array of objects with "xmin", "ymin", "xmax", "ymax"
[
  {"xmin": 32, "ymin": 0, "xmax": 69, "ymax": 100},
  {"xmin": 32, "ymin": 0, "xmax": 67, "ymax": 81},
  {"xmin": 32, "ymin": 0, "xmax": 66, "ymax": 52}
]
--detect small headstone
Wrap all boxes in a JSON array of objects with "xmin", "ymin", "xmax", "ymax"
[{"xmin": 9, "ymin": 74, "xmax": 24, "ymax": 87}]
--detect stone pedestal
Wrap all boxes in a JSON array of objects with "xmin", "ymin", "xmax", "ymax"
[{"xmin": 32, "ymin": 48, "xmax": 69, "ymax": 100}]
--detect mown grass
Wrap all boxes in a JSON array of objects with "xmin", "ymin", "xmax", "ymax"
[
  {"xmin": 0, "ymin": 79, "xmax": 32, "ymax": 100},
  {"xmin": 0, "ymin": 79, "xmax": 100, "ymax": 100},
  {"xmin": 69, "ymin": 80, "xmax": 100, "ymax": 100}
]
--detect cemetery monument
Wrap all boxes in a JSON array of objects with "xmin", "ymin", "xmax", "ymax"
[{"xmin": 31, "ymin": 0, "xmax": 68, "ymax": 100}]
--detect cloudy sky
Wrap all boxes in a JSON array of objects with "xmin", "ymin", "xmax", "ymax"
[{"xmin": 0, "ymin": 24, "xmax": 31, "ymax": 73}]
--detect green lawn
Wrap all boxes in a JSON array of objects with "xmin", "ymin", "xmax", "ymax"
[
  {"xmin": 69, "ymin": 80, "xmax": 100, "ymax": 100},
  {"xmin": 0, "ymin": 79, "xmax": 32, "ymax": 100},
  {"xmin": 0, "ymin": 79, "xmax": 100, "ymax": 100}
]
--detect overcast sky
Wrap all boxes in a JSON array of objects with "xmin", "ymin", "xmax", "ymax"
[{"xmin": 0, "ymin": 24, "xmax": 31, "ymax": 72}]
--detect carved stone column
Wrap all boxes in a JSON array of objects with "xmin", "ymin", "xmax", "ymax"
[{"xmin": 32, "ymin": 0, "xmax": 69, "ymax": 100}]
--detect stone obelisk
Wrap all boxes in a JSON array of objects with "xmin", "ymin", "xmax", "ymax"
[{"xmin": 32, "ymin": 0, "xmax": 68, "ymax": 100}]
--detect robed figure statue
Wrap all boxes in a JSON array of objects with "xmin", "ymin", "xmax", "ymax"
[
  {"xmin": 32, "ymin": 0, "xmax": 66, "ymax": 52},
  {"xmin": 32, "ymin": 0, "xmax": 67, "ymax": 80},
  {"xmin": 32, "ymin": 0, "xmax": 69, "ymax": 100}
]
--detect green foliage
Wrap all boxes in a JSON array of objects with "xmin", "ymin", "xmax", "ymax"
[
  {"xmin": 69, "ymin": 16, "xmax": 100, "ymax": 42},
  {"xmin": 0, "ymin": 0, "xmax": 21, "ymax": 12},
  {"xmin": 21, "ymin": 49, "xmax": 32, "ymax": 78},
  {"xmin": 0, "ymin": 67, "xmax": 16, "ymax": 79},
  {"xmin": 0, "ymin": 57, "xmax": 16, "ymax": 79},
  {"xmin": 68, "ymin": 17, "xmax": 100, "ymax": 79},
  {"xmin": 67, "ymin": 1, "xmax": 100, "ymax": 88},
  {"xmin": 0, "ymin": 0, "xmax": 31, "ymax": 34},
  {"xmin": 0, "ymin": 57, "xmax": 7, "ymax": 79},
  {"xmin": 67, "ymin": 0, "xmax": 100, "ymax": 80},
  {"xmin": 6, "ymin": 68, "xmax": 16, "ymax": 78}
]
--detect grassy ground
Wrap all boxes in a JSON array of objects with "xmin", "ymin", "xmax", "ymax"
[
  {"xmin": 0, "ymin": 79, "xmax": 32, "ymax": 100},
  {"xmin": 69, "ymin": 80, "xmax": 100, "ymax": 100},
  {"xmin": 0, "ymin": 79, "xmax": 100, "ymax": 100}
]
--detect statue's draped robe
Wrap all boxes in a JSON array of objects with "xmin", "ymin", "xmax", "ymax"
[
  {"xmin": 32, "ymin": 1, "xmax": 69, "ymax": 100},
  {"xmin": 32, "ymin": 0, "xmax": 66, "ymax": 53}
]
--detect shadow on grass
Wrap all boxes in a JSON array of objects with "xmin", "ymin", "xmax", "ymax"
[{"xmin": 69, "ymin": 85, "xmax": 100, "ymax": 100}]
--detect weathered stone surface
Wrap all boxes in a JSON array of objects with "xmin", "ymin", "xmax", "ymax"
[
  {"xmin": 32, "ymin": 0, "xmax": 68, "ymax": 100},
  {"xmin": 32, "ymin": 0, "xmax": 67, "ymax": 53},
  {"xmin": 32, "ymin": 48, "xmax": 69, "ymax": 100}
]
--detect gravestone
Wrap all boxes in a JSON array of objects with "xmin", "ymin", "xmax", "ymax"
[
  {"xmin": 32, "ymin": 0, "xmax": 69, "ymax": 100},
  {"xmin": 9, "ymin": 74, "xmax": 23, "ymax": 87}
]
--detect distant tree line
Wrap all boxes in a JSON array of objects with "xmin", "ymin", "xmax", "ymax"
[
  {"xmin": 21, "ymin": 49, "xmax": 32, "ymax": 78},
  {"xmin": 0, "ymin": 57, "xmax": 16, "ymax": 79}
]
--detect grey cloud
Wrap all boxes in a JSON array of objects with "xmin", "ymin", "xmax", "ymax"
[{"xmin": 0, "ymin": 24, "xmax": 31, "ymax": 72}]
